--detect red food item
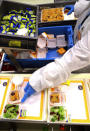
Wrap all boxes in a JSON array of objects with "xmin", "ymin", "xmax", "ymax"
[
  {"xmin": 59, "ymin": 125, "xmax": 65, "ymax": 131},
  {"xmin": 64, "ymin": 9, "xmax": 69, "ymax": 14},
  {"xmin": 4, "ymin": 109, "xmax": 6, "ymax": 113}
]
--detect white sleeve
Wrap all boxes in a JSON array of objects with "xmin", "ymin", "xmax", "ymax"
[{"xmin": 30, "ymin": 31, "xmax": 90, "ymax": 92}]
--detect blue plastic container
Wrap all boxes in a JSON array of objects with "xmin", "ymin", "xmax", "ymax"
[{"xmin": 4, "ymin": 25, "xmax": 74, "ymax": 68}]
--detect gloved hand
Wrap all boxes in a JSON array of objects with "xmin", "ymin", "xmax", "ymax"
[
  {"xmin": 21, "ymin": 82, "xmax": 36, "ymax": 103},
  {"xmin": 64, "ymin": 5, "xmax": 74, "ymax": 15}
]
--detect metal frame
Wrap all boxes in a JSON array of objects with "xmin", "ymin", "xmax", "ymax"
[
  {"xmin": 3, "ymin": 47, "xmax": 23, "ymax": 72},
  {"xmin": 1, "ymin": 47, "xmax": 38, "ymax": 73},
  {"xmin": 1, "ymin": 118, "xmax": 90, "ymax": 125}
]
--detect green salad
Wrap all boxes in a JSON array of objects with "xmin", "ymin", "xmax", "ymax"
[
  {"xmin": 3, "ymin": 104, "xmax": 19, "ymax": 119},
  {"xmin": 50, "ymin": 106, "xmax": 66, "ymax": 122}
]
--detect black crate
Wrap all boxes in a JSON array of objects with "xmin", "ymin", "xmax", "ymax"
[
  {"xmin": 0, "ymin": 0, "xmax": 38, "ymax": 50},
  {"xmin": 38, "ymin": 1, "xmax": 76, "ymax": 27}
]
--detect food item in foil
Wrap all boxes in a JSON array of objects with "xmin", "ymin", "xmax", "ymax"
[
  {"xmin": 37, "ymin": 35, "xmax": 46, "ymax": 48},
  {"xmin": 0, "ymin": 8, "xmax": 36, "ymax": 37}
]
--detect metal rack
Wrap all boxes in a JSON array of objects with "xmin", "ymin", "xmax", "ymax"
[
  {"xmin": 3, "ymin": 47, "xmax": 24, "ymax": 72},
  {"xmin": 0, "ymin": 119, "xmax": 90, "ymax": 131},
  {"xmin": 1, "ymin": 1, "xmax": 76, "ymax": 73}
]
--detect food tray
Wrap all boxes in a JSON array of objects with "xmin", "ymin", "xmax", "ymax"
[{"xmin": 38, "ymin": 1, "xmax": 76, "ymax": 27}]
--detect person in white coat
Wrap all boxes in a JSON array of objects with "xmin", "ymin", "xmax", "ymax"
[{"xmin": 21, "ymin": 0, "xmax": 90, "ymax": 103}]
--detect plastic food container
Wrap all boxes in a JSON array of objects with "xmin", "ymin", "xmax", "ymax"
[
  {"xmin": 47, "ymin": 38, "xmax": 56, "ymax": 48},
  {"xmin": 56, "ymin": 35, "xmax": 67, "ymax": 47},
  {"xmin": 4, "ymin": 25, "xmax": 74, "ymax": 68}
]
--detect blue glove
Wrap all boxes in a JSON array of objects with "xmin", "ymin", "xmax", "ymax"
[
  {"xmin": 64, "ymin": 5, "xmax": 74, "ymax": 15},
  {"xmin": 21, "ymin": 82, "xmax": 36, "ymax": 103}
]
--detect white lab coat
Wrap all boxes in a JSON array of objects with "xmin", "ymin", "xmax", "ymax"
[{"xmin": 30, "ymin": 7, "xmax": 90, "ymax": 92}]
